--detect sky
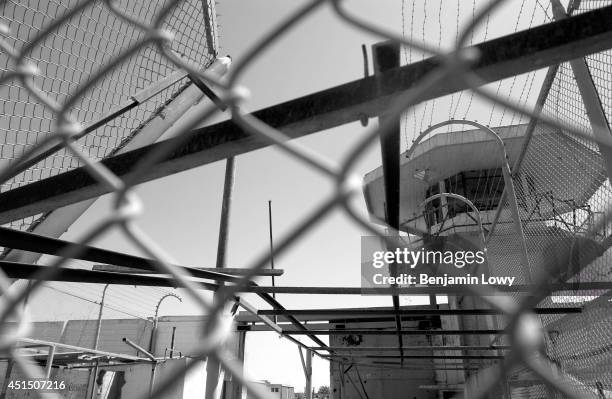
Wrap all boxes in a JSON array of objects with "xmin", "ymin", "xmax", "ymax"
[{"xmin": 22, "ymin": 0, "xmax": 554, "ymax": 391}]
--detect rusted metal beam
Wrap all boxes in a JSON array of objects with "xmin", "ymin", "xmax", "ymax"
[{"xmin": 2, "ymin": 5, "xmax": 612, "ymax": 222}]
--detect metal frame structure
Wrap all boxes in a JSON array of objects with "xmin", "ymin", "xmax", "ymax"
[{"xmin": 1, "ymin": 2, "xmax": 612, "ymax": 399}]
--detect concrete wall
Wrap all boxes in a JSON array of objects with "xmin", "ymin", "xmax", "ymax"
[
  {"xmin": 0, "ymin": 316, "xmax": 242, "ymax": 398},
  {"xmin": 328, "ymin": 318, "xmax": 441, "ymax": 399}
]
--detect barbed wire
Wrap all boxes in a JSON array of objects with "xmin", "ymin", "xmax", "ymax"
[{"xmin": 0, "ymin": 0, "xmax": 611, "ymax": 398}]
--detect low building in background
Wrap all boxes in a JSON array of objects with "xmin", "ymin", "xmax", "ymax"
[{"xmin": 246, "ymin": 380, "xmax": 295, "ymax": 399}]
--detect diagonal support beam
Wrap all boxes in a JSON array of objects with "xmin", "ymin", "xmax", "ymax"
[
  {"xmin": 0, "ymin": 227, "xmax": 244, "ymax": 283},
  {"xmin": 2, "ymin": 5, "xmax": 612, "ymax": 223}
]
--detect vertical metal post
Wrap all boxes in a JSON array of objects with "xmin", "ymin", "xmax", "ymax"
[
  {"xmin": 170, "ymin": 326, "xmax": 176, "ymax": 359},
  {"xmin": 44, "ymin": 345, "xmax": 55, "ymax": 379},
  {"xmin": 216, "ymin": 158, "xmax": 235, "ymax": 270},
  {"xmin": 231, "ymin": 330, "xmax": 246, "ymax": 399},
  {"xmin": 0, "ymin": 360, "xmax": 14, "ymax": 399},
  {"xmin": 372, "ymin": 39, "xmax": 405, "ymax": 365},
  {"xmin": 305, "ymin": 349, "xmax": 313, "ymax": 399},
  {"xmin": 268, "ymin": 200, "xmax": 276, "ymax": 296},
  {"xmin": 206, "ymin": 156, "xmax": 236, "ymax": 399},
  {"xmin": 87, "ymin": 283, "xmax": 109, "ymax": 399}
]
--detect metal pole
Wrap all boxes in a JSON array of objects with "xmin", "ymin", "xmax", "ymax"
[
  {"xmin": 0, "ymin": 361, "xmax": 13, "ymax": 399},
  {"xmin": 305, "ymin": 349, "xmax": 313, "ymax": 399},
  {"xmin": 216, "ymin": 158, "xmax": 235, "ymax": 270},
  {"xmin": 169, "ymin": 327, "xmax": 176, "ymax": 359},
  {"xmin": 231, "ymin": 330, "xmax": 246, "ymax": 399},
  {"xmin": 87, "ymin": 283, "xmax": 109, "ymax": 399},
  {"xmin": 268, "ymin": 200, "xmax": 276, "ymax": 298},
  {"xmin": 93, "ymin": 284, "xmax": 109, "ymax": 350},
  {"xmin": 44, "ymin": 345, "xmax": 55, "ymax": 379},
  {"xmin": 206, "ymin": 156, "xmax": 235, "ymax": 399}
]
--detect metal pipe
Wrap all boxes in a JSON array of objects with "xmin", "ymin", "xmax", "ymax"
[
  {"xmin": 17, "ymin": 338, "xmax": 152, "ymax": 362},
  {"xmin": 256, "ymin": 307, "xmax": 581, "ymax": 316},
  {"xmin": 236, "ymin": 297, "xmax": 282, "ymax": 334},
  {"xmin": 88, "ymin": 283, "xmax": 109, "ymax": 399},
  {"xmin": 44, "ymin": 345, "xmax": 55, "ymax": 378},
  {"xmin": 92, "ymin": 265, "xmax": 283, "ymax": 276},
  {"xmin": 122, "ymin": 338, "xmax": 156, "ymax": 362},
  {"xmin": 169, "ymin": 327, "xmax": 176, "ymax": 359},
  {"xmin": 268, "ymin": 200, "xmax": 276, "ymax": 299}
]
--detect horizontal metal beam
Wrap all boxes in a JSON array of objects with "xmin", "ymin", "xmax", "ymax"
[
  {"xmin": 312, "ymin": 346, "xmax": 510, "ymax": 351},
  {"xmin": 238, "ymin": 327, "xmax": 506, "ymax": 335},
  {"xmin": 257, "ymin": 307, "xmax": 581, "ymax": 316},
  {"xmin": 4, "ymin": 262, "xmax": 609, "ymax": 298},
  {"xmin": 92, "ymin": 264, "xmax": 283, "ymax": 277},
  {"xmin": 2, "ymin": 5, "xmax": 612, "ymax": 223},
  {"xmin": 237, "ymin": 313, "xmax": 441, "ymax": 324},
  {"xmin": 322, "ymin": 354, "xmax": 503, "ymax": 360},
  {"xmin": 0, "ymin": 227, "xmax": 244, "ymax": 283},
  {"xmin": 229, "ymin": 284, "xmax": 612, "ymax": 295},
  {"xmin": 0, "ymin": 261, "xmax": 218, "ymax": 290}
]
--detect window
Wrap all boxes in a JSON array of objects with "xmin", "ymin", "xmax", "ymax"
[{"xmin": 424, "ymin": 168, "xmax": 505, "ymax": 227}]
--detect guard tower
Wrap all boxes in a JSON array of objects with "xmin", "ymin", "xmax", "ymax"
[{"xmin": 362, "ymin": 120, "xmax": 611, "ymax": 397}]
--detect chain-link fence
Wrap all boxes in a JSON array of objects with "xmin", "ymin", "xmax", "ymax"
[{"xmin": 1, "ymin": 0, "xmax": 612, "ymax": 398}]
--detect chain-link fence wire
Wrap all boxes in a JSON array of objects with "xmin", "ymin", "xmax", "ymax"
[
  {"xmin": 0, "ymin": 0, "xmax": 612, "ymax": 398},
  {"xmin": 394, "ymin": 0, "xmax": 612, "ymax": 396},
  {"xmin": 0, "ymin": 0, "xmax": 216, "ymax": 234}
]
